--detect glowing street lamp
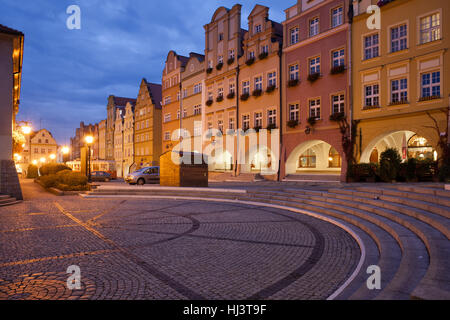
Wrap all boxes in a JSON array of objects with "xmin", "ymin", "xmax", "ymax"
[
  {"xmin": 62, "ymin": 146, "xmax": 70, "ymax": 155},
  {"xmin": 84, "ymin": 135, "xmax": 94, "ymax": 182},
  {"xmin": 32, "ymin": 160, "xmax": 38, "ymax": 165},
  {"xmin": 21, "ymin": 125, "xmax": 32, "ymax": 135},
  {"xmin": 49, "ymin": 154, "xmax": 56, "ymax": 161}
]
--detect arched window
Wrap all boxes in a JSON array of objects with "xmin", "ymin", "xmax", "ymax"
[
  {"xmin": 299, "ymin": 148, "xmax": 316, "ymax": 168},
  {"xmin": 328, "ymin": 147, "xmax": 341, "ymax": 168},
  {"xmin": 407, "ymin": 135, "xmax": 435, "ymax": 161}
]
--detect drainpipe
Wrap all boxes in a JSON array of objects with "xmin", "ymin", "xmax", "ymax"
[
  {"xmin": 347, "ymin": 1, "xmax": 355, "ymax": 180},
  {"xmin": 277, "ymin": 44, "xmax": 283, "ymax": 182},
  {"xmin": 234, "ymin": 64, "xmax": 240, "ymax": 176}
]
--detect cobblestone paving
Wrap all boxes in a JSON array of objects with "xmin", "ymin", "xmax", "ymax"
[{"xmin": 0, "ymin": 180, "xmax": 360, "ymax": 300}]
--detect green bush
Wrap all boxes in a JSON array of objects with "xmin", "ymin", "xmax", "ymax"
[
  {"xmin": 27, "ymin": 164, "xmax": 39, "ymax": 179},
  {"xmin": 38, "ymin": 171, "xmax": 88, "ymax": 191},
  {"xmin": 405, "ymin": 158, "xmax": 417, "ymax": 181},
  {"xmin": 439, "ymin": 164, "xmax": 450, "ymax": 182},
  {"xmin": 379, "ymin": 148, "xmax": 402, "ymax": 182},
  {"xmin": 39, "ymin": 163, "xmax": 72, "ymax": 176},
  {"xmin": 347, "ymin": 163, "xmax": 379, "ymax": 182}
]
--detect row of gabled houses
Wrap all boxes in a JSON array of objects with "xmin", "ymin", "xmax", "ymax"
[{"xmin": 72, "ymin": 0, "xmax": 449, "ymax": 181}]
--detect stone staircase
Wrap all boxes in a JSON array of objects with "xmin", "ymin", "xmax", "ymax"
[
  {"xmin": 0, "ymin": 194, "xmax": 21, "ymax": 207},
  {"xmin": 83, "ymin": 183, "xmax": 450, "ymax": 300},
  {"xmin": 208, "ymin": 172, "xmax": 263, "ymax": 182},
  {"xmin": 283, "ymin": 173, "xmax": 341, "ymax": 182}
]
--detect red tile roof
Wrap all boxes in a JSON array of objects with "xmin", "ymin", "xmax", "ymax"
[
  {"xmin": 0, "ymin": 24, "xmax": 24, "ymax": 36},
  {"xmin": 113, "ymin": 96, "xmax": 136, "ymax": 106}
]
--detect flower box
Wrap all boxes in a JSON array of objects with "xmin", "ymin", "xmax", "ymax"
[
  {"xmin": 206, "ymin": 67, "xmax": 213, "ymax": 74},
  {"xmin": 227, "ymin": 58, "xmax": 235, "ymax": 65},
  {"xmin": 288, "ymin": 79, "xmax": 299, "ymax": 87},
  {"xmin": 258, "ymin": 52, "xmax": 268, "ymax": 60},
  {"xmin": 266, "ymin": 123, "xmax": 277, "ymax": 132},
  {"xmin": 252, "ymin": 89, "xmax": 262, "ymax": 97},
  {"xmin": 206, "ymin": 99, "xmax": 213, "ymax": 106},
  {"xmin": 240, "ymin": 93, "xmax": 250, "ymax": 101},
  {"xmin": 330, "ymin": 65, "xmax": 345, "ymax": 75},
  {"xmin": 227, "ymin": 92, "xmax": 235, "ymax": 99},
  {"xmin": 246, "ymin": 58, "xmax": 255, "ymax": 66},
  {"xmin": 307, "ymin": 117, "xmax": 318, "ymax": 126},
  {"xmin": 329, "ymin": 112, "xmax": 345, "ymax": 122},
  {"xmin": 266, "ymin": 85, "xmax": 276, "ymax": 93},
  {"xmin": 307, "ymin": 73, "xmax": 320, "ymax": 82},
  {"xmin": 287, "ymin": 119, "xmax": 299, "ymax": 128},
  {"xmin": 216, "ymin": 95, "xmax": 223, "ymax": 102},
  {"xmin": 216, "ymin": 63, "xmax": 223, "ymax": 70}
]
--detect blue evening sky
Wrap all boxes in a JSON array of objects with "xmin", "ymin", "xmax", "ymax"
[{"xmin": 1, "ymin": 0, "xmax": 294, "ymax": 145}]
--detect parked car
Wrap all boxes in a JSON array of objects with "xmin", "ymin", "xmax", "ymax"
[
  {"xmin": 90, "ymin": 171, "xmax": 112, "ymax": 182},
  {"xmin": 125, "ymin": 166, "xmax": 160, "ymax": 185}
]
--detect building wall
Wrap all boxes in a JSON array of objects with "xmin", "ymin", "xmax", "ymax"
[
  {"xmin": 98, "ymin": 119, "xmax": 107, "ymax": 160},
  {"xmin": 352, "ymin": 0, "xmax": 449, "ymax": 163},
  {"xmin": 134, "ymin": 80, "xmax": 162, "ymax": 168},
  {"xmin": 123, "ymin": 102, "xmax": 134, "ymax": 175},
  {"xmin": 0, "ymin": 34, "xmax": 14, "ymax": 161},
  {"xmin": 281, "ymin": 0, "xmax": 351, "ymax": 180},
  {"xmin": 106, "ymin": 96, "xmax": 116, "ymax": 161},
  {"xmin": 30, "ymin": 129, "xmax": 58, "ymax": 164},
  {"xmin": 113, "ymin": 108, "xmax": 124, "ymax": 177}
]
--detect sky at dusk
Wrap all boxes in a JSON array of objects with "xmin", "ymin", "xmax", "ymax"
[{"xmin": 1, "ymin": 0, "xmax": 294, "ymax": 145}]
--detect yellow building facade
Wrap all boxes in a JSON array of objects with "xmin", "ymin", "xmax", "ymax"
[{"xmin": 352, "ymin": 0, "xmax": 449, "ymax": 164}]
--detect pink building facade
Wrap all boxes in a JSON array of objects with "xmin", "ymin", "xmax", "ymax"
[{"xmin": 281, "ymin": 0, "xmax": 351, "ymax": 181}]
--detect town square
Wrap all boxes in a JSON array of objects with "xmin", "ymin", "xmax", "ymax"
[{"xmin": 0, "ymin": 0, "xmax": 449, "ymax": 306}]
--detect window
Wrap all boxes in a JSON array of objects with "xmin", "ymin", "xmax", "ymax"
[
  {"xmin": 329, "ymin": 147, "xmax": 341, "ymax": 168},
  {"xmin": 299, "ymin": 149, "xmax": 316, "ymax": 168},
  {"xmin": 164, "ymin": 113, "xmax": 171, "ymax": 123},
  {"xmin": 420, "ymin": 13, "xmax": 440, "ymax": 44},
  {"xmin": 177, "ymin": 92, "xmax": 180, "ymax": 101},
  {"xmin": 218, "ymin": 120, "xmax": 224, "ymax": 132},
  {"xmin": 421, "ymin": 71, "xmax": 440, "ymax": 98},
  {"xmin": 261, "ymin": 45, "xmax": 269, "ymax": 54},
  {"xmin": 229, "ymin": 49, "xmax": 235, "ymax": 60},
  {"xmin": 268, "ymin": 72, "xmax": 277, "ymax": 87},
  {"xmin": 254, "ymin": 112, "xmax": 262, "ymax": 127},
  {"xmin": 255, "ymin": 24, "xmax": 262, "ymax": 33},
  {"xmin": 332, "ymin": 94, "xmax": 345, "ymax": 114},
  {"xmin": 309, "ymin": 17, "xmax": 319, "ymax": 37},
  {"xmin": 41, "ymin": 148, "xmax": 45, "ymax": 154},
  {"xmin": 164, "ymin": 96, "xmax": 171, "ymax": 105},
  {"xmin": 208, "ymin": 60, "xmax": 213, "ymax": 69},
  {"xmin": 38, "ymin": 139, "xmax": 41, "ymax": 143},
  {"xmin": 332, "ymin": 7, "xmax": 343, "ymax": 28},
  {"xmin": 177, "ymin": 110, "xmax": 180, "ymax": 119},
  {"xmin": 194, "ymin": 83, "xmax": 202, "ymax": 94},
  {"xmin": 183, "ymin": 88, "xmax": 188, "ymax": 98},
  {"xmin": 194, "ymin": 105, "xmax": 201, "ymax": 115},
  {"xmin": 45, "ymin": 139, "xmax": 49, "ymax": 144},
  {"xmin": 218, "ymin": 87, "xmax": 224, "ymax": 97},
  {"xmin": 391, "ymin": 24, "xmax": 407, "ymax": 52},
  {"xmin": 194, "ymin": 122, "xmax": 202, "ymax": 136},
  {"xmin": 289, "ymin": 64, "xmax": 299, "ymax": 80},
  {"xmin": 183, "ymin": 108, "xmax": 187, "ymax": 118},
  {"xmin": 136, "ymin": 122, "xmax": 140, "ymax": 130},
  {"xmin": 332, "ymin": 49, "xmax": 345, "ymax": 67},
  {"xmin": 164, "ymin": 132, "xmax": 171, "ymax": 141},
  {"xmin": 229, "ymin": 115, "xmax": 235, "ymax": 130},
  {"xmin": 391, "ymin": 78, "xmax": 408, "ymax": 103},
  {"xmin": 364, "ymin": 84, "xmax": 380, "ymax": 107},
  {"xmin": 208, "ymin": 91, "xmax": 213, "ymax": 101},
  {"xmin": 364, "ymin": 34, "xmax": 379, "ymax": 60},
  {"xmin": 254, "ymin": 76, "xmax": 263, "ymax": 90},
  {"xmin": 309, "ymin": 99, "xmax": 321, "ymax": 119},
  {"xmin": 309, "ymin": 57, "xmax": 320, "ymax": 75},
  {"xmin": 218, "ymin": 33, "xmax": 224, "ymax": 41},
  {"xmin": 249, "ymin": 51, "xmax": 255, "ymax": 59},
  {"xmin": 289, "ymin": 104, "xmax": 299, "ymax": 121},
  {"xmin": 218, "ymin": 55, "xmax": 223, "ymax": 64},
  {"xmin": 243, "ymin": 81, "xmax": 250, "ymax": 94},
  {"xmin": 290, "ymin": 27, "xmax": 299, "ymax": 45},
  {"xmin": 268, "ymin": 109, "xmax": 277, "ymax": 126},
  {"xmin": 242, "ymin": 115, "xmax": 250, "ymax": 131},
  {"xmin": 229, "ymin": 82, "xmax": 235, "ymax": 94}
]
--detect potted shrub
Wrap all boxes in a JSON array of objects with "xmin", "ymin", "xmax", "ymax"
[
  {"xmin": 307, "ymin": 72, "xmax": 320, "ymax": 82},
  {"xmin": 227, "ymin": 57, "xmax": 235, "ymax": 65},
  {"xmin": 266, "ymin": 123, "xmax": 277, "ymax": 132},
  {"xmin": 216, "ymin": 95, "xmax": 223, "ymax": 102},
  {"xmin": 227, "ymin": 92, "xmax": 235, "ymax": 99},
  {"xmin": 329, "ymin": 112, "xmax": 345, "ymax": 122},
  {"xmin": 246, "ymin": 57, "xmax": 255, "ymax": 66},
  {"xmin": 330, "ymin": 65, "xmax": 345, "ymax": 75},
  {"xmin": 216, "ymin": 62, "xmax": 223, "ymax": 70},
  {"xmin": 307, "ymin": 117, "xmax": 317, "ymax": 126},
  {"xmin": 259, "ymin": 52, "xmax": 268, "ymax": 60},
  {"xmin": 266, "ymin": 85, "xmax": 276, "ymax": 93},
  {"xmin": 240, "ymin": 93, "xmax": 250, "ymax": 101},
  {"xmin": 287, "ymin": 119, "xmax": 299, "ymax": 128},
  {"xmin": 252, "ymin": 89, "xmax": 262, "ymax": 97},
  {"xmin": 288, "ymin": 79, "xmax": 299, "ymax": 87},
  {"xmin": 206, "ymin": 99, "xmax": 213, "ymax": 106}
]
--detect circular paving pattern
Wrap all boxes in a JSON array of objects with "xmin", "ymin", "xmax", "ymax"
[{"xmin": 0, "ymin": 198, "xmax": 360, "ymax": 300}]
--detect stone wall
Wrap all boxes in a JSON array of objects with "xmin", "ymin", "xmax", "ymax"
[{"xmin": 0, "ymin": 160, "xmax": 23, "ymax": 200}]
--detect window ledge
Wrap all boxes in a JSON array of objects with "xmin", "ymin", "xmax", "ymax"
[{"xmin": 362, "ymin": 105, "xmax": 381, "ymax": 110}]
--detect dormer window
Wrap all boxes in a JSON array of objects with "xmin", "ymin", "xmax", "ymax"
[{"xmin": 255, "ymin": 24, "xmax": 262, "ymax": 34}]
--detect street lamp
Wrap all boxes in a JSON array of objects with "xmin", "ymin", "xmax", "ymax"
[
  {"xmin": 85, "ymin": 135, "xmax": 94, "ymax": 182},
  {"xmin": 21, "ymin": 125, "xmax": 32, "ymax": 135},
  {"xmin": 40, "ymin": 157, "xmax": 46, "ymax": 164},
  {"xmin": 49, "ymin": 154, "xmax": 56, "ymax": 161}
]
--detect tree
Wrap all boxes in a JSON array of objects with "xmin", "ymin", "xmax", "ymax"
[{"xmin": 379, "ymin": 148, "xmax": 402, "ymax": 182}]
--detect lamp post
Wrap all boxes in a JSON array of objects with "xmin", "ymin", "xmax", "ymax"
[
  {"xmin": 85, "ymin": 135, "xmax": 94, "ymax": 182},
  {"xmin": 61, "ymin": 146, "xmax": 70, "ymax": 164}
]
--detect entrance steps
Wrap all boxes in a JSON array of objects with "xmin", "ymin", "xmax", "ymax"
[
  {"xmin": 83, "ymin": 183, "xmax": 450, "ymax": 300},
  {"xmin": 283, "ymin": 174, "xmax": 341, "ymax": 183},
  {"xmin": 0, "ymin": 194, "xmax": 22, "ymax": 207}
]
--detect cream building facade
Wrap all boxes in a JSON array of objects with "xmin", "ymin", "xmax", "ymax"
[{"xmin": 123, "ymin": 102, "xmax": 135, "ymax": 176}]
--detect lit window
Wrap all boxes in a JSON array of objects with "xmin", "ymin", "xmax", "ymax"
[{"xmin": 420, "ymin": 13, "xmax": 440, "ymax": 44}]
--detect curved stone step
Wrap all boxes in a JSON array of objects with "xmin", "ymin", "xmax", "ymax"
[
  {"xmin": 238, "ymin": 194, "xmax": 403, "ymax": 300},
  {"xmin": 246, "ymin": 191, "xmax": 430, "ymax": 299}
]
